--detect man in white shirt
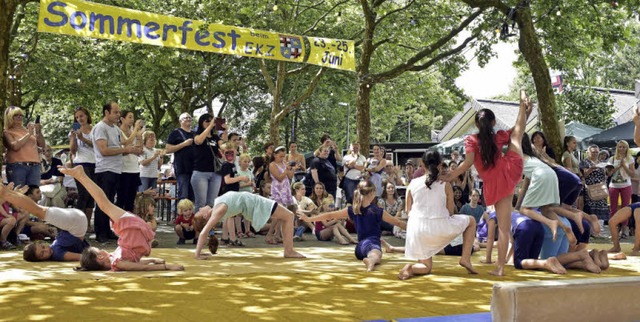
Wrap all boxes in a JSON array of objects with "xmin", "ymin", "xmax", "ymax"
[{"xmin": 91, "ymin": 101, "xmax": 141, "ymax": 243}]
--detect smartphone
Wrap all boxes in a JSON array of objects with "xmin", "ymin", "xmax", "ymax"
[
  {"xmin": 140, "ymin": 120, "xmax": 146, "ymax": 128},
  {"xmin": 72, "ymin": 122, "xmax": 81, "ymax": 131},
  {"xmin": 289, "ymin": 161, "xmax": 296, "ymax": 167},
  {"xmin": 214, "ymin": 117, "xmax": 226, "ymax": 131},
  {"xmin": 35, "ymin": 115, "xmax": 40, "ymax": 124}
]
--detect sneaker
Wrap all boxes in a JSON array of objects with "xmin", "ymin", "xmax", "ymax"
[
  {"xmin": 96, "ymin": 235, "xmax": 108, "ymax": 243},
  {"xmin": 177, "ymin": 238, "xmax": 185, "ymax": 245},
  {"xmin": 192, "ymin": 238, "xmax": 198, "ymax": 245},
  {"xmin": 0, "ymin": 241, "xmax": 16, "ymax": 250},
  {"xmin": 151, "ymin": 239, "xmax": 159, "ymax": 248},
  {"xmin": 293, "ymin": 235, "xmax": 301, "ymax": 242}
]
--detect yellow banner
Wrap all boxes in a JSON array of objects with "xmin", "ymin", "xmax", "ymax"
[{"xmin": 37, "ymin": 0, "xmax": 355, "ymax": 71}]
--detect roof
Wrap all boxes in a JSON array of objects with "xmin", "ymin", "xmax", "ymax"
[
  {"xmin": 564, "ymin": 121, "xmax": 603, "ymax": 142},
  {"xmin": 436, "ymin": 98, "xmax": 538, "ymax": 142},
  {"xmin": 591, "ymin": 87, "xmax": 637, "ymax": 125}
]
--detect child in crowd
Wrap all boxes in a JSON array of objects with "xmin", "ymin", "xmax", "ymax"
[
  {"xmin": 139, "ymin": 130, "xmax": 163, "ymax": 192},
  {"xmin": 19, "ymin": 186, "xmax": 57, "ymax": 241},
  {"xmin": 459, "ymin": 189, "xmax": 486, "ymax": 224},
  {"xmin": 398, "ymin": 150, "xmax": 478, "ymax": 280},
  {"xmin": 292, "ymin": 181, "xmax": 316, "ymax": 240},
  {"xmin": 452, "ymin": 186, "xmax": 464, "ymax": 213},
  {"xmin": 312, "ymin": 196, "xmax": 357, "ymax": 245},
  {"xmin": 0, "ymin": 201, "xmax": 17, "ymax": 250},
  {"xmin": 218, "ymin": 143, "xmax": 250, "ymax": 247},
  {"xmin": 175, "ymin": 199, "xmax": 197, "ymax": 244},
  {"xmin": 299, "ymin": 180, "xmax": 407, "ymax": 272},
  {"xmin": 59, "ymin": 165, "xmax": 183, "ymax": 271},
  {"xmin": 133, "ymin": 194, "xmax": 159, "ymax": 248},
  {"xmin": 236, "ymin": 153, "xmax": 256, "ymax": 237},
  {"xmin": 0, "ymin": 183, "xmax": 91, "ymax": 261},
  {"xmin": 446, "ymin": 90, "xmax": 532, "ymax": 276},
  {"xmin": 193, "ymin": 191, "xmax": 305, "ymax": 259}
]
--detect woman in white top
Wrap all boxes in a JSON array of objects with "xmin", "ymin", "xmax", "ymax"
[
  {"xmin": 607, "ymin": 140, "xmax": 635, "ymax": 237},
  {"xmin": 118, "ymin": 110, "xmax": 144, "ymax": 212},
  {"xmin": 139, "ymin": 130, "xmax": 163, "ymax": 192},
  {"xmin": 399, "ymin": 150, "xmax": 477, "ymax": 280},
  {"xmin": 69, "ymin": 107, "xmax": 96, "ymax": 231}
]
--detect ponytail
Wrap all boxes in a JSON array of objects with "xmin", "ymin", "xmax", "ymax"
[
  {"xmin": 353, "ymin": 190, "xmax": 363, "ymax": 215},
  {"xmin": 475, "ymin": 109, "xmax": 497, "ymax": 169},
  {"xmin": 353, "ymin": 180, "xmax": 376, "ymax": 215},
  {"xmin": 422, "ymin": 150, "xmax": 443, "ymax": 190}
]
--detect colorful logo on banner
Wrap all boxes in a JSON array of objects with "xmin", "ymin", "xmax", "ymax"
[{"xmin": 37, "ymin": 0, "xmax": 355, "ymax": 71}]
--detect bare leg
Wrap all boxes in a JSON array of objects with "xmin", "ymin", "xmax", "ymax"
[
  {"xmin": 599, "ymin": 250, "xmax": 610, "ymax": 269},
  {"xmin": 226, "ymin": 217, "xmax": 238, "ymax": 242},
  {"xmin": 332, "ymin": 226, "xmax": 349, "ymax": 245},
  {"xmin": 0, "ymin": 217, "xmax": 16, "ymax": 242},
  {"xmin": 459, "ymin": 218, "xmax": 478, "ymax": 274},
  {"xmin": 270, "ymin": 205, "xmax": 305, "ymax": 258},
  {"xmin": 363, "ymin": 249, "xmax": 382, "ymax": 272},
  {"xmin": 589, "ymin": 249, "xmax": 602, "ymax": 268},
  {"xmin": 0, "ymin": 184, "xmax": 47, "ymax": 219},
  {"xmin": 381, "ymin": 239, "xmax": 404, "ymax": 253},
  {"xmin": 492, "ymin": 197, "xmax": 514, "ymax": 276},
  {"xmin": 633, "ymin": 210, "xmax": 640, "ymax": 255},
  {"xmin": 84, "ymin": 208, "xmax": 93, "ymax": 232},
  {"xmin": 608, "ymin": 207, "xmax": 631, "ymax": 252},
  {"xmin": 552, "ymin": 206, "xmax": 584, "ymax": 234},
  {"xmin": 13, "ymin": 212, "xmax": 28, "ymax": 237},
  {"xmin": 506, "ymin": 89, "xmax": 530, "ymax": 158},
  {"xmin": 335, "ymin": 223, "xmax": 357, "ymax": 243},
  {"xmin": 520, "ymin": 207, "xmax": 559, "ymax": 241},
  {"xmin": 175, "ymin": 225, "xmax": 185, "ymax": 239},
  {"xmin": 398, "ymin": 258, "xmax": 432, "ymax": 280},
  {"xmin": 59, "ymin": 166, "xmax": 126, "ymax": 223},
  {"xmin": 265, "ymin": 219, "xmax": 279, "ymax": 244},
  {"xmin": 482, "ymin": 219, "xmax": 497, "ymax": 264}
]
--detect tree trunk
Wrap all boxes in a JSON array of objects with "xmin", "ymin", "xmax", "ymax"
[
  {"xmin": 0, "ymin": 1, "xmax": 20, "ymax": 166},
  {"xmin": 355, "ymin": 0, "xmax": 376, "ymax": 153},
  {"xmin": 517, "ymin": 7, "xmax": 562, "ymax": 161},
  {"xmin": 356, "ymin": 81, "xmax": 373, "ymax": 151}
]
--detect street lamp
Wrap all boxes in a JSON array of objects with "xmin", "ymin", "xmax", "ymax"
[{"xmin": 339, "ymin": 102, "xmax": 350, "ymax": 148}]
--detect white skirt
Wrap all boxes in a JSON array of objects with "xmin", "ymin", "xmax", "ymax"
[{"xmin": 404, "ymin": 214, "xmax": 470, "ymax": 260}]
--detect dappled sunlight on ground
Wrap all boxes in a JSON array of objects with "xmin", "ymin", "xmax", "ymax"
[{"xmin": 0, "ymin": 245, "xmax": 638, "ymax": 321}]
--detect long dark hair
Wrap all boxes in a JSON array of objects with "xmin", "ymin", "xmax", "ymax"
[
  {"xmin": 423, "ymin": 150, "xmax": 442, "ymax": 189},
  {"xmin": 522, "ymin": 133, "xmax": 535, "ymax": 157},
  {"xmin": 475, "ymin": 109, "xmax": 497, "ymax": 169},
  {"xmin": 196, "ymin": 113, "xmax": 213, "ymax": 135},
  {"xmin": 563, "ymin": 135, "xmax": 575, "ymax": 152},
  {"xmin": 531, "ymin": 131, "xmax": 549, "ymax": 147}
]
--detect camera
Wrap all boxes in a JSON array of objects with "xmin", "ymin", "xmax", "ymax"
[{"xmin": 289, "ymin": 161, "xmax": 296, "ymax": 167}]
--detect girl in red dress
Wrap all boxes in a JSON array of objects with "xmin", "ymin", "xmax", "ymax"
[{"xmin": 447, "ymin": 90, "xmax": 532, "ymax": 276}]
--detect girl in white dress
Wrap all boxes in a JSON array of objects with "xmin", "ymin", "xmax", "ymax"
[{"xmin": 399, "ymin": 150, "xmax": 478, "ymax": 280}]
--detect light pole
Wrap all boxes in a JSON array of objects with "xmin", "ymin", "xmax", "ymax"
[{"xmin": 339, "ymin": 102, "xmax": 350, "ymax": 148}]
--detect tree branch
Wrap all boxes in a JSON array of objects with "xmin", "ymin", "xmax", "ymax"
[
  {"xmin": 372, "ymin": 8, "xmax": 484, "ymax": 82},
  {"xmin": 259, "ymin": 59, "xmax": 277, "ymax": 94},
  {"xmin": 286, "ymin": 64, "xmax": 312, "ymax": 76},
  {"xmin": 277, "ymin": 67, "xmax": 326, "ymax": 121},
  {"xmin": 372, "ymin": 38, "xmax": 391, "ymax": 51},
  {"xmin": 302, "ymin": 0, "xmax": 349, "ymax": 35},
  {"xmin": 374, "ymin": 0, "xmax": 416, "ymax": 28},
  {"xmin": 408, "ymin": 32, "xmax": 479, "ymax": 73}
]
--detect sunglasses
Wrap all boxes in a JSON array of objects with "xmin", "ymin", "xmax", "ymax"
[{"xmin": 224, "ymin": 151, "xmax": 235, "ymax": 156}]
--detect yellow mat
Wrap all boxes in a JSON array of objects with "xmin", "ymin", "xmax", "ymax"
[{"xmin": 0, "ymin": 245, "xmax": 639, "ymax": 322}]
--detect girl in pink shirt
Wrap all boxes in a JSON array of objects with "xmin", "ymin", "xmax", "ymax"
[{"xmin": 60, "ymin": 165, "xmax": 184, "ymax": 272}]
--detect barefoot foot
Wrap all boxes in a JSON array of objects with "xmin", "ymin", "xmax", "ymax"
[
  {"xmin": 488, "ymin": 266, "xmax": 505, "ymax": 276},
  {"xmin": 398, "ymin": 264, "xmax": 415, "ymax": 280},
  {"xmin": 284, "ymin": 251, "xmax": 306, "ymax": 258},
  {"xmin": 589, "ymin": 249, "xmax": 602, "ymax": 268},
  {"xmin": 607, "ymin": 246, "xmax": 622, "ymax": 253},
  {"xmin": 549, "ymin": 220, "xmax": 559, "ymax": 241},
  {"xmin": 599, "ymin": 250, "xmax": 610, "ymax": 270},
  {"xmin": 459, "ymin": 259, "xmax": 478, "ymax": 274},
  {"xmin": 545, "ymin": 257, "xmax": 567, "ymax": 274},
  {"xmin": 588, "ymin": 214, "xmax": 601, "ymax": 236}
]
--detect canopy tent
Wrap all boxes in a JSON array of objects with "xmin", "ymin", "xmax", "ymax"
[
  {"xmin": 580, "ymin": 121, "xmax": 636, "ymax": 149},
  {"xmin": 564, "ymin": 121, "xmax": 603, "ymax": 143},
  {"xmin": 432, "ymin": 137, "xmax": 465, "ymax": 155}
]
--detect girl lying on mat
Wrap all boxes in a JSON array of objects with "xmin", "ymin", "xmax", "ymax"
[
  {"xmin": 298, "ymin": 180, "xmax": 406, "ymax": 272},
  {"xmin": 0, "ymin": 183, "xmax": 90, "ymax": 262},
  {"xmin": 193, "ymin": 191, "xmax": 305, "ymax": 259},
  {"xmin": 59, "ymin": 166, "xmax": 184, "ymax": 271}
]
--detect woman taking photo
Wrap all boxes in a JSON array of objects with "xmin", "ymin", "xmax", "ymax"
[
  {"xmin": 191, "ymin": 113, "xmax": 226, "ymax": 211},
  {"xmin": 69, "ymin": 107, "xmax": 96, "ymax": 232},
  {"xmin": 3, "ymin": 106, "xmax": 45, "ymax": 186}
]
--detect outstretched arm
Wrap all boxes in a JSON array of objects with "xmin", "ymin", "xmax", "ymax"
[
  {"xmin": 382, "ymin": 211, "xmax": 407, "ymax": 230},
  {"xmin": 447, "ymin": 152, "xmax": 474, "ymax": 180},
  {"xmin": 634, "ymin": 110, "xmax": 640, "ymax": 146},
  {"xmin": 195, "ymin": 205, "xmax": 227, "ymax": 259},
  {"xmin": 298, "ymin": 208, "xmax": 349, "ymax": 223},
  {"xmin": 58, "ymin": 166, "xmax": 126, "ymax": 223}
]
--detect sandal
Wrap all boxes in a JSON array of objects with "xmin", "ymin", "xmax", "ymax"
[
  {"xmin": 247, "ymin": 232, "xmax": 256, "ymax": 238},
  {"xmin": 220, "ymin": 238, "xmax": 231, "ymax": 246},
  {"xmin": 229, "ymin": 239, "xmax": 245, "ymax": 247},
  {"xmin": 265, "ymin": 236, "xmax": 278, "ymax": 245}
]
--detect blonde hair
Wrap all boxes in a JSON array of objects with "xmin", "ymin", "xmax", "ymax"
[
  {"xmin": 177, "ymin": 199, "xmax": 194, "ymax": 213},
  {"xmin": 238, "ymin": 153, "xmax": 251, "ymax": 163},
  {"xmin": 142, "ymin": 130, "xmax": 156, "ymax": 146},
  {"xmin": 291, "ymin": 181, "xmax": 304, "ymax": 195},
  {"xmin": 614, "ymin": 140, "xmax": 631, "ymax": 160},
  {"xmin": 352, "ymin": 180, "xmax": 376, "ymax": 215},
  {"xmin": 315, "ymin": 145, "xmax": 329, "ymax": 156},
  {"xmin": 222, "ymin": 142, "xmax": 237, "ymax": 152},
  {"xmin": 4, "ymin": 106, "xmax": 23, "ymax": 129}
]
